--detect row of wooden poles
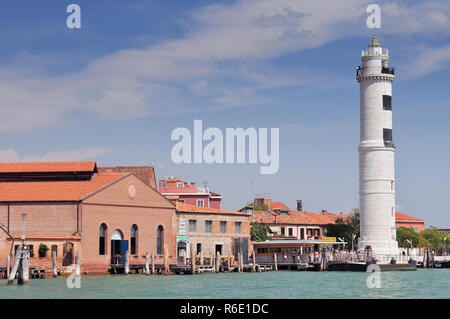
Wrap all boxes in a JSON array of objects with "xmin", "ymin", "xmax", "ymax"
[
  {"xmin": 7, "ymin": 245, "xmax": 78, "ymax": 285},
  {"xmin": 120, "ymin": 244, "xmax": 250, "ymax": 275}
]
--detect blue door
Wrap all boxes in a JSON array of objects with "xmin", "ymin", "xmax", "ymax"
[{"xmin": 120, "ymin": 240, "xmax": 129, "ymax": 264}]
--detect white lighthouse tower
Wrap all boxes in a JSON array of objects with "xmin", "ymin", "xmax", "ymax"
[{"xmin": 357, "ymin": 36, "xmax": 399, "ymax": 257}]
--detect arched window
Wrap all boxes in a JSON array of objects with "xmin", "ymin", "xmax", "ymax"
[
  {"xmin": 157, "ymin": 225, "xmax": 164, "ymax": 255},
  {"xmin": 131, "ymin": 224, "xmax": 138, "ymax": 255},
  {"xmin": 99, "ymin": 223, "xmax": 107, "ymax": 255}
]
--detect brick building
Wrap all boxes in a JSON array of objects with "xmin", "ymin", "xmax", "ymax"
[
  {"xmin": 395, "ymin": 212, "xmax": 425, "ymax": 232},
  {"xmin": 159, "ymin": 177, "xmax": 222, "ymax": 209},
  {"xmin": 0, "ymin": 162, "xmax": 176, "ymax": 273},
  {"xmin": 175, "ymin": 202, "xmax": 251, "ymax": 262}
]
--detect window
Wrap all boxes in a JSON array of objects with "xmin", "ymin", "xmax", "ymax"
[
  {"xmin": 157, "ymin": 225, "xmax": 164, "ymax": 255},
  {"xmin": 235, "ymin": 222, "xmax": 241, "ymax": 234},
  {"xmin": 189, "ymin": 220, "xmax": 197, "ymax": 232},
  {"xmin": 383, "ymin": 128, "xmax": 394, "ymax": 147},
  {"xmin": 177, "ymin": 182, "xmax": 184, "ymax": 188},
  {"xmin": 205, "ymin": 220, "xmax": 212, "ymax": 233},
  {"xmin": 383, "ymin": 95, "xmax": 392, "ymax": 111},
  {"xmin": 197, "ymin": 243, "xmax": 202, "ymax": 253},
  {"xmin": 300, "ymin": 228, "xmax": 305, "ymax": 240},
  {"xmin": 28, "ymin": 245, "xmax": 34, "ymax": 258},
  {"xmin": 288, "ymin": 228, "xmax": 293, "ymax": 236},
  {"xmin": 281, "ymin": 227, "xmax": 285, "ymax": 235},
  {"xmin": 391, "ymin": 181, "xmax": 394, "ymax": 191},
  {"xmin": 99, "ymin": 223, "xmax": 107, "ymax": 255},
  {"xmin": 220, "ymin": 221, "xmax": 227, "ymax": 233},
  {"xmin": 391, "ymin": 207, "xmax": 394, "ymax": 217},
  {"xmin": 131, "ymin": 224, "xmax": 138, "ymax": 255},
  {"xmin": 196, "ymin": 199, "xmax": 204, "ymax": 207}
]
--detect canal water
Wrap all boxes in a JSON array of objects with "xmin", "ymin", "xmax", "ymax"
[{"xmin": 0, "ymin": 269, "xmax": 448, "ymax": 298}]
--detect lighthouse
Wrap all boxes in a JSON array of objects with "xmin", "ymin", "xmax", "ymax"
[{"xmin": 357, "ymin": 36, "xmax": 399, "ymax": 256}]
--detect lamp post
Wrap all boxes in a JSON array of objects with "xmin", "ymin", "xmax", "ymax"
[{"xmin": 406, "ymin": 239, "xmax": 413, "ymax": 257}]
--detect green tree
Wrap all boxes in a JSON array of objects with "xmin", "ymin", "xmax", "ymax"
[
  {"xmin": 250, "ymin": 222, "xmax": 270, "ymax": 242},
  {"xmin": 396, "ymin": 226, "xmax": 424, "ymax": 247},
  {"xmin": 248, "ymin": 202, "xmax": 269, "ymax": 211},
  {"xmin": 420, "ymin": 227, "xmax": 447, "ymax": 251},
  {"xmin": 325, "ymin": 208, "xmax": 360, "ymax": 249}
]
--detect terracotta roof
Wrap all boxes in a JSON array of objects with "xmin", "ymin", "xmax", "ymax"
[
  {"xmin": 250, "ymin": 210, "xmax": 348, "ymax": 226},
  {"xmin": 0, "ymin": 161, "xmax": 96, "ymax": 173},
  {"xmin": 176, "ymin": 202, "xmax": 248, "ymax": 216},
  {"xmin": 395, "ymin": 212, "xmax": 424, "ymax": 222},
  {"xmin": 0, "ymin": 173, "xmax": 126, "ymax": 202},
  {"xmin": 98, "ymin": 166, "xmax": 156, "ymax": 189},
  {"xmin": 271, "ymin": 201, "xmax": 289, "ymax": 210}
]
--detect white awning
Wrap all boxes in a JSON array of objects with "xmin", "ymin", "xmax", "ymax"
[{"xmin": 269, "ymin": 226, "xmax": 281, "ymax": 233}]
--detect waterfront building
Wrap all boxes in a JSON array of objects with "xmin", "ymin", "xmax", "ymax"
[
  {"xmin": 357, "ymin": 36, "xmax": 399, "ymax": 256},
  {"xmin": 247, "ymin": 197, "xmax": 345, "ymax": 240},
  {"xmin": 395, "ymin": 213, "xmax": 425, "ymax": 232},
  {"xmin": 159, "ymin": 177, "xmax": 222, "ymax": 209},
  {"xmin": 175, "ymin": 202, "xmax": 251, "ymax": 263},
  {"xmin": 0, "ymin": 161, "xmax": 176, "ymax": 273}
]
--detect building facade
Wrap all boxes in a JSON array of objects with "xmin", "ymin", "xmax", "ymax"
[
  {"xmin": 175, "ymin": 202, "xmax": 251, "ymax": 262},
  {"xmin": 159, "ymin": 177, "xmax": 222, "ymax": 209},
  {"xmin": 0, "ymin": 162, "xmax": 176, "ymax": 273}
]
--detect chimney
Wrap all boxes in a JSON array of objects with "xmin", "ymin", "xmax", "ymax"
[
  {"xmin": 296, "ymin": 200, "xmax": 303, "ymax": 212},
  {"xmin": 191, "ymin": 182, "xmax": 196, "ymax": 186},
  {"xmin": 322, "ymin": 209, "xmax": 327, "ymax": 213}
]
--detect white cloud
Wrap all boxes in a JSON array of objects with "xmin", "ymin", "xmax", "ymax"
[
  {"xmin": 0, "ymin": 147, "xmax": 112, "ymax": 162},
  {"xmin": 1, "ymin": 0, "xmax": 449, "ymax": 131},
  {"xmin": 404, "ymin": 45, "xmax": 450, "ymax": 78}
]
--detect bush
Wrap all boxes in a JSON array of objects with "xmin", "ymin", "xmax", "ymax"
[{"xmin": 38, "ymin": 243, "xmax": 49, "ymax": 258}]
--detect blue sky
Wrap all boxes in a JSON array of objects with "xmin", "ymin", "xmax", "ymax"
[{"xmin": 1, "ymin": 0, "xmax": 450, "ymax": 227}]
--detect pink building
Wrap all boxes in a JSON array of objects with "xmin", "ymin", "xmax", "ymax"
[{"xmin": 159, "ymin": 177, "xmax": 222, "ymax": 209}]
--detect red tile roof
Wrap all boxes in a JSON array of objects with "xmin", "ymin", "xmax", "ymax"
[
  {"xmin": 0, "ymin": 173, "xmax": 126, "ymax": 202},
  {"xmin": 271, "ymin": 201, "xmax": 289, "ymax": 210},
  {"xmin": 98, "ymin": 166, "xmax": 156, "ymax": 189},
  {"xmin": 176, "ymin": 202, "xmax": 248, "ymax": 216},
  {"xmin": 0, "ymin": 161, "xmax": 96, "ymax": 173},
  {"xmin": 395, "ymin": 212, "xmax": 424, "ymax": 222}
]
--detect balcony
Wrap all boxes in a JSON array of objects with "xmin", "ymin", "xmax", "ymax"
[{"xmin": 382, "ymin": 67, "xmax": 395, "ymax": 75}]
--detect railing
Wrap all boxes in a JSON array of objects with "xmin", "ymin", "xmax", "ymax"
[
  {"xmin": 356, "ymin": 66, "xmax": 395, "ymax": 77},
  {"xmin": 382, "ymin": 67, "xmax": 395, "ymax": 75}
]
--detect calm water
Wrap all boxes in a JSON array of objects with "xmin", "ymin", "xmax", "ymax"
[{"xmin": 0, "ymin": 269, "xmax": 448, "ymax": 299}]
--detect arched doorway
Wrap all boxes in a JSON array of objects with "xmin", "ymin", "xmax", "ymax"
[
  {"xmin": 177, "ymin": 241, "xmax": 187, "ymax": 260},
  {"xmin": 111, "ymin": 229, "xmax": 127, "ymax": 264},
  {"xmin": 157, "ymin": 225, "xmax": 164, "ymax": 255}
]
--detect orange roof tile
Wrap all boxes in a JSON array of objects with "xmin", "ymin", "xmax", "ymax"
[
  {"xmin": 271, "ymin": 201, "xmax": 289, "ymax": 210},
  {"xmin": 395, "ymin": 212, "xmax": 424, "ymax": 222},
  {"xmin": 0, "ymin": 173, "xmax": 126, "ymax": 202},
  {"xmin": 176, "ymin": 202, "xmax": 248, "ymax": 216},
  {"xmin": 0, "ymin": 161, "xmax": 97, "ymax": 173}
]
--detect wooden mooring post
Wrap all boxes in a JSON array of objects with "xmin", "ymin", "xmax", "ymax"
[
  {"xmin": 237, "ymin": 252, "xmax": 242, "ymax": 273},
  {"xmin": 75, "ymin": 251, "xmax": 80, "ymax": 278},
  {"xmin": 7, "ymin": 253, "xmax": 11, "ymax": 279},
  {"xmin": 190, "ymin": 243, "xmax": 196, "ymax": 274},
  {"xmin": 52, "ymin": 251, "xmax": 57, "ymax": 277},
  {"xmin": 124, "ymin": 251, "xmax": 130, "ymax": 275},
  {"xmin": 228, "ymin": 255, "xmax": 232, "ymax": 272},
  {"xmin": 151, "ymin": 251, "xmax": 155, "ymax": 274},
  {"xmin": 200, "ymin": 251, "xmax": 204, "ymax": 266},
  {"xmin": 274, "ymin": 253, "xmax": 278, "ymax": 271},
  {"xmin": 18, "ymin": 247, "xmax": 29, "ymax": 285},
  {"xmin": 145, "ymin": 252, "xmax": 150, "ymax": 275},
  {"xmin": 164, "ymin": 245, "xmax": 169, "ymax": 275},
  {"xmin": 216, "ymin": 252, "xmax": 221, "ymax": 273},
  {"xmin": 8, "ymin": 247, "xmax": 22, "ymax": 285}
]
